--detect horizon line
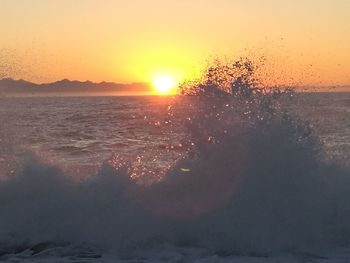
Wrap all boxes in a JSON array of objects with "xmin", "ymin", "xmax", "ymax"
[{"xmin": 1, "ymin": 77, "xmax": 350, "ymax": 90}]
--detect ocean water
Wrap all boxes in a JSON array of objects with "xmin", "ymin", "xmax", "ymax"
[
  {"xmin": 289, "ymin": 93, "xmax": 350, "ymax": 162},
  {"xmin": 1, "ymin": 92, "xmax": 350, "ymax": 262},
  {"xmin": 0, "ymin": 96, "xmax": 187, "ymax": 179},
  {"xmin": 1, "ymin": 93, "xmax": 349, "ymax": 177}
]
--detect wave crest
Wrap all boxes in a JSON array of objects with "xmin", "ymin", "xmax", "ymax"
[{"xmin": 1, "ymin": 58, "xmax": 350, "ymax": 257}]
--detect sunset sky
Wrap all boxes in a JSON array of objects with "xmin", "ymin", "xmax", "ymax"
[{"xmin": 1, "ymin": 0, "xmax": 349, "ymax": 86}]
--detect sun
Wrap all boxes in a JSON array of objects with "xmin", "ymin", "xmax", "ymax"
[{"xmin": 153, "ymin": 76, "xmax": 176, "ymax": 95}]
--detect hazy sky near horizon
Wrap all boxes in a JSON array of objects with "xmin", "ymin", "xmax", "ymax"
[{"xmin": 1, "ymin": 0, "xmax": 349, "ymax": 86}]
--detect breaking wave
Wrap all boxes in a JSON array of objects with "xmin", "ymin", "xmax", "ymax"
[{"xmin": 1, "ymin": 58, "xmax": 350, "ymax": 257}]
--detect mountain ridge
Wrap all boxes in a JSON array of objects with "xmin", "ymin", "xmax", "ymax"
[{"xmin": 0, "ymin": 78, "xmax": 152, "ymax": 95}]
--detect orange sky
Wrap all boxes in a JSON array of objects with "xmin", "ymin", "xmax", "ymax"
[{"xmin": 1, "ymin": 0, "xmax": 349, "ymax": 86}]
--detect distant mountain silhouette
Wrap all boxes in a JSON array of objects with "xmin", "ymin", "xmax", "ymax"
[{"xmin": 0, "ymin": 78, "xmax": 152, "ymax": 95}]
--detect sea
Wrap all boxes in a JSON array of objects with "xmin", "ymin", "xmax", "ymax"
[{"xmin": 1, "ymin": 92, "xmax": 350, "ymax": 262}]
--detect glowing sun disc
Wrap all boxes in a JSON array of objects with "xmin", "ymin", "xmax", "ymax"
[{"xmin": 153, "ymin": 76, "xmax": 176, "ymax": 94}]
